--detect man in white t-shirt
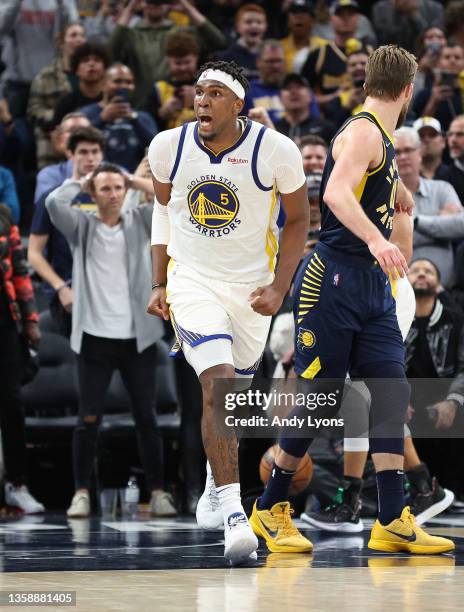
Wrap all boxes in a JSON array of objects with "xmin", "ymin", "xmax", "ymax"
[
  {"xmin": 147, "ymin": 60, "xmax": 310, "ymax": 565},
  {"xmin": 46, "ymin": 163, "xmax": 174, "ymax": 520}
]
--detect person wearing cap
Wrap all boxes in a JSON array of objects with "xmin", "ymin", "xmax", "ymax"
[
  {"xmin": 280, "ymin": 1, "xmax": 325, "ymax": 73},
  {"xmin": 242, "ymin": 40, "xmax": 287, "ymax": 126},
  {"xmin": 275, "ymin": 73, "xmax": 336, "ymax": 145},
  {"xmin": 413, "ymin": 116, "xmax": 447, "ymax": 179},
  {"xmin": 147, "ymin": 60, "xmax": 311, "ymax": 564},
  {"xmin": 300, "ymin": 0, "xmax": 372, "ymax": 107},
  {"xmin": 372, "ymin": 0, "xmax": 443, "ymax": 53}
]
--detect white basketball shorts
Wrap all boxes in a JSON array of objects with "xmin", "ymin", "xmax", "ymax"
[{"xmin": 166, "ymin": 260, "xmax": 272, "ymax": 377}]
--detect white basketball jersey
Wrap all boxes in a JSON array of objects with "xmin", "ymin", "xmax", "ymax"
[{"xmin": 148, "ymin": 119, "xmax": 306, "ymax": 283}]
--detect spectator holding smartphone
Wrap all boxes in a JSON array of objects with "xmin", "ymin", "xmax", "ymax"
[
  {"xmin": 149, "ymin": 31, "xmax": 198, "ymax": 130},
  {"xmin": 413, "ymin": 44, "xmax": 464, "ymax": 132},
  {"xmin": 82, "ymin": 63, "xmax": 157, "ymax": 172},
  {"xmin": 413, "ymin": 26, "xmax": 446, "ymax": 97}
]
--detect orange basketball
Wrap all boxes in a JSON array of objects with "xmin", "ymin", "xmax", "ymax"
[{"xmin": 259, "ymin": 444, "xmax": 313, "ymax": 495}]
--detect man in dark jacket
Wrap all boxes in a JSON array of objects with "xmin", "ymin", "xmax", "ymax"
[{"xmin": 405, "ymin": 257, "xmax": 464, "ymax": 499}]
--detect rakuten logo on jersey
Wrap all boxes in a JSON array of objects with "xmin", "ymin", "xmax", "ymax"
[{"xmin": 227, "ymin": 157, "xmax": 248, "ymax": 165}]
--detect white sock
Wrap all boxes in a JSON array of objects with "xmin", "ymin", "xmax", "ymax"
[{"xmin": 216, "ymin": 483, "xmax": 246, "ymax": 527}]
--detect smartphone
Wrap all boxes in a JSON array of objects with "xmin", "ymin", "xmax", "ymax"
[
  {"xmin": 114, "ymin": 88, "xmax": 129, "ymax": 103},
  {"xmin": 426, "ymin": 42, "xmax": 442, "ymax": 56},
  {"xmin": 440, "ymin": 72, "xmax": 456, "ymax": 88}
]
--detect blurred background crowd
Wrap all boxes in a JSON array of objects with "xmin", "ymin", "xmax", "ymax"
[{"xmin": 1, "ymin": 0, "xmax": 464, "ymax": 527}]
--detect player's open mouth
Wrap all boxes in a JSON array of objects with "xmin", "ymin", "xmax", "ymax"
[{"xmin": 199, "ymin": 116, "xmax": 213, "ymax": 127}]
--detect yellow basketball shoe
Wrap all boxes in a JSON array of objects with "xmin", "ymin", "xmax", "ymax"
[
  {"xmin": 249, "ymin": 501, "xmax": 313, "ymax": 553},
  {"xmin": 368, "ymin": 507, "xmax": 455, "ymax": 554}
]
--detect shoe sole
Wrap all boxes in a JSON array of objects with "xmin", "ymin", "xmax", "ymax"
[
  {"xmin": 368, "ymin": 538, "xmax": 455, "ymax": 554},
  {"xmin": 249, "ymin": 513, "xmax": 313, "ymax": 553},
  {"xmin": 5, "ymin": 504, "xmax": 44, "ymax": 515},
  {"xmin": 224, "ymin": 534, "xmax": 258, "ymax": 566},
  {"xmin": 196, "ymin": 513, "xmax": 223, "ymax": 530},
  {"xmin": 300, "ymin": 512, "xmax": 364, "ymax": 533},
  {"xmin": 415, "ymin": 489, "xmax": 455, "ymax": 526},
  {"xmin": 67, "ymin": 512, "xmax": 90, "ymax": 519}
]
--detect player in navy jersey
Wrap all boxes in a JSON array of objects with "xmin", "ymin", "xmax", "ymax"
[{"xmin": 250, "ymin": 45, "xmax": 454, "ymax": 556}]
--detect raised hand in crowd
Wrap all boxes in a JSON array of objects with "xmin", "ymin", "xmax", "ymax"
[
  {"xmin": 248, "ymin": 107, "xmax": 275, "ymax": 130},
  {"xmin": 100, "ymin": 92, "xmax": 134, "ymax": 123},
  {"xmin": 117, "ymin": 0, "xmax": 144, "ymax": 26}
]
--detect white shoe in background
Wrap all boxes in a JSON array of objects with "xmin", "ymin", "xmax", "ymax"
[
  {"xmin": 67, "ymin": 491, "xmax": 90, "ymax": 518},
  {"xmin": 150, "ymin": 491, "xmax": 177, "ymax": 517},
  {"xmin": 4, "ymin": 483, "xmax": 45, "ymax": 514}
]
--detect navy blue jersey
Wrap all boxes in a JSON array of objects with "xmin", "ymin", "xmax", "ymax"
[{"xmin": 319, "ymin": 110, "xmax": 398, "ymax": 258}]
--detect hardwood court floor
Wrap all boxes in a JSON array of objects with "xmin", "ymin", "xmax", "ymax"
[{"xmin": 0, "ymin": 514, "xmax": 462, "ymax": 611}]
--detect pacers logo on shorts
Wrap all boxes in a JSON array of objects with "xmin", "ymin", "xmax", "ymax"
[
  {"xmin": 188, "ymin": 180, "xmax": 241, "ymax": 238},
  {"xmin": 297, "ymin": 328, "xmax": 316, "ymax": 352}
]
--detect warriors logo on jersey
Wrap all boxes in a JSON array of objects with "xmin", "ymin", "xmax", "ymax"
[
  {"xmin": 148, "ymin": 119, "xmax": 306, "ymax": 282},
  {"xmin": 188, "ymin": 178, "xmax": 241, "ymax": 237}
]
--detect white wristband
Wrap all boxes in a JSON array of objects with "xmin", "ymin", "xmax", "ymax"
[{"xmin": 151, "ymin": 201, "xmax": 170, "ymax": 246}]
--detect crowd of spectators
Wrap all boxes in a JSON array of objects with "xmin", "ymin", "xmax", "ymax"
[{"xmin": 1, "ymin": 0, "xmax": 464, "ymax": 518}]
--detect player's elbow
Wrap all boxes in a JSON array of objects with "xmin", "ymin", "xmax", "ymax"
[{"xmin": 323, "ymin": 185, "xmax": 341, "ymax": 212}]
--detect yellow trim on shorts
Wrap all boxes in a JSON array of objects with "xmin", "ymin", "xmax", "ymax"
[{"xmin": 300, "ymin": 356, "xmax": 321, "ymax": 379}]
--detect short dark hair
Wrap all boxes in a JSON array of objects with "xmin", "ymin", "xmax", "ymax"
[
  {"xmin": 299, "ymin": 134, "xmax": 328, "ymax": 149},
  {"xmin": 410, "ymin": 257, "xmax": 441, "ymax": 281},
  {"xmin": 68, "ymin": 126, "xmax": 105, "ymax": 153},
  {"xmin": 88, "ymin": 162, "xmax": 125, "ymax": 191},
  {"xmin": 70, "ymin": 42, "xmax": 111, "ymax": 74},
  {"xmin": 165, "ymin": 31, "xmax": 200, "ymax": 58},
  {"xmin": 196, "ymin": 60, "xmax": 250, "ymax": 94}
]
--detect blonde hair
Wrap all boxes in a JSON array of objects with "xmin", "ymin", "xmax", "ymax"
[{"xmin": 365, "ymin": 45, "xmax": 417, "ymax": 101}]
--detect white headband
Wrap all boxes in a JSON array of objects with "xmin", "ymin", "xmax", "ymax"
[{"xmin": 197, "ymin": 69, "xmax": 245, "ymax": 100}]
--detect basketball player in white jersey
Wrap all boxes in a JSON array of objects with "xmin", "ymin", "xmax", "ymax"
[{"xmin": 147, "ymin": 61, "xmax": 310, "ymax": 565}]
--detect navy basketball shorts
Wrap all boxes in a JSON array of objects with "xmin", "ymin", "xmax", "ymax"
[{"xmin": 293, "ymin": 243, "xmax": 405, "ymax": 379}]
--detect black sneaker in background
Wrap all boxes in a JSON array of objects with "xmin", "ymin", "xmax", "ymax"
[
  {"xmin": 301, "ymin": 478, "xmax": 364, "ymax": 533},
  {"xmin": 407, "ymin": 463, "xmax": 455, "ymax": 525}
]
